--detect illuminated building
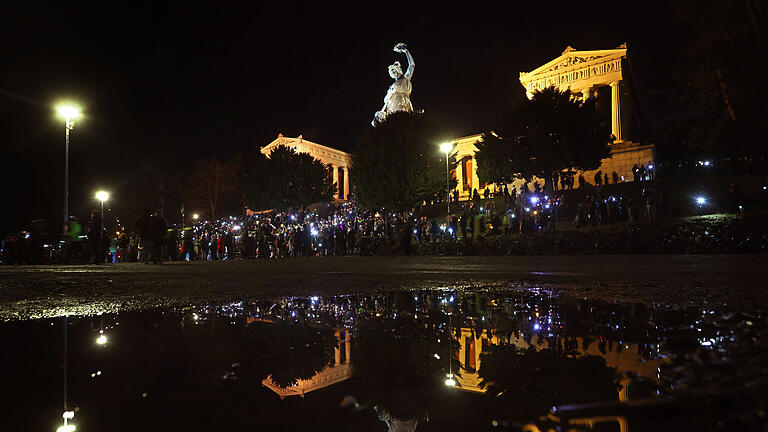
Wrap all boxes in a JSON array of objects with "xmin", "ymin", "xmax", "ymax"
[
  {"xmin": 261, "ymin": 134, "xmax": 352, "ymax": 200},
  {"xmin": 453, "ymin": 327, "xmax": 661, "ymax": 402},
  {"xmin": 262, "ymin": 328, "xmax": 352, "ymax": 398},
  {"xmin": 449, "ymin": 44, "xmax": 655, "ymax": 199}
]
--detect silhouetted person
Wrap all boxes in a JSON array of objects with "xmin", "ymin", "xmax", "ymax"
[
  {"xmin": 87, "ymin": 210, "xmax": 103, "ymax": 264},
  {"xmin": 149, "ymin": 211, "xmax": 167, "ymax": 263}
]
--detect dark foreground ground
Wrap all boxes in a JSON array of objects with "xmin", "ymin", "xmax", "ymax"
[{"xmin": 1, "ymin": 254, "xmax": 767, "ymax": 320}]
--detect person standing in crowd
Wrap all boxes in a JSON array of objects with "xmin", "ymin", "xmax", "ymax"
[
  {"xmin": 135, "ymin": 209, "xmax": 151, "ymax": 263},
  {"xmin": 149, "ymin": 210, "xmax": 166, "ymax": 264},
  {"xmin": 117, "ymin": 232, "xmax": 129, "ymax": 262},
  {"xmin": 87, "ymin": 210, "xmax": 103, "ymax": 264}
]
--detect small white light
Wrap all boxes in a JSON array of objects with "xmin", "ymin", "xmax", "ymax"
[
  {"xmin": 696, "ymin": 197, "xmax": 706, "ymax": 205},
  {"xmin": 57, "ymin": 425, "xmax": 76, "ymax": 432},
  {"xmin": 96, "ymin": 334, "xmax": 107, "ymax": 345},
  {"xmin": 433, "ymin": 353, "xmax": 441, "ymax": 360},
  {"xmin": 444, "ymin": 378, "xmax": 456, "ymax": 386},
  {"xmin": 63, "ymin": 411, "xmax": 75, "ymax": 420}
]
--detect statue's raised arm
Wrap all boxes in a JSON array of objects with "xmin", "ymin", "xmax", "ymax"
[{"xmin": 394, "ymin": 43, "xmax": 414, "ymax": 80}]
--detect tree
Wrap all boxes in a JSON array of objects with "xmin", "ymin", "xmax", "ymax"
[
  {"xmin": 475, "ymin": 86, "xmax": 611, "ymax": 191},
  {"xmin": 475, "ymin": 83, "xmax": 530, "ymax": 186},
  {"xmin": 187, "ymin": 157, "xmax": 240, "ymax": 220},
  {"xmin": 241, "ymin": 146, "xmax": 335, "ymax": 211},
  {"xmin": 353, "ymin": 111, "xmax": 455, "ymax": 212},
  {"xmin": 242, "ymin": 321, "xmax": 337, "ymax": 388},
  {"xmin": 671, "ymin": 0, "xmax": 768, "ymax": 158},
  {"xmin": 478, "ymin": 345, "xmax": 619, "ymax": 407}
]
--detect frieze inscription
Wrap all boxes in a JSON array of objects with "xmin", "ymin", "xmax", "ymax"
[{"xmin": 524, "ymin": 58, "xmax": 623, "ymax": 93}]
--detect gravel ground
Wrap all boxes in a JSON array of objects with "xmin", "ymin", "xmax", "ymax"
[{"xmin": 1, "ymin": 255, "xmax": 767, "ymax": 321}]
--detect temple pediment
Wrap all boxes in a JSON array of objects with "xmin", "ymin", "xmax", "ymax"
[{"xmin": 520, "ymin": 46, "xmax": 627, "ymax": 79}]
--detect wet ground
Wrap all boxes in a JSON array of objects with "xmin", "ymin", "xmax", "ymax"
[
  {"xmin": 3, "ymin": 288, "xmax": 766, "ymax": 431},
  {"xmin": 2, "ymin": 256, "xmax": 767, "ymax": 430},
  {"xmin": 1, "ymin": 255, "xmax": 767, "ymax": 321}
]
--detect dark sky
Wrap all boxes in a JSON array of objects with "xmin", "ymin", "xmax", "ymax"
[{"xmin": 1, "ymin": 2, "xmax": 679, "ymax": 233}]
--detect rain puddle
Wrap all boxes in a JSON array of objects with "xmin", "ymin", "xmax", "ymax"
[{"xmin": 2, "ymin": 288, "xmax": 765, "ymax": 431}]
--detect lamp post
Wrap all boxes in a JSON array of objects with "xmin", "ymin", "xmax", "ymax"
[
  {"xmin": 440, "ymin": 143, "xmax": 453, "ymax": 216},
  {"xmin": 56, "ymin": 104, "xmax": 82, "ymax": 227},
  {"xmin": 95, "ymin": 191, "xmax": 109, "ymax": 233}
]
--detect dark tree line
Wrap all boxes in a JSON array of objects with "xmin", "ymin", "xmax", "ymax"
[
  {"xmin": 475, "ymin": 86, "xmax": 611, "ymax": 192},
  {"xmin": 352, "ymin": 111, "xmax": 456, "ymax": 213},
  {"xmin": 665, "ymin": 0, "xmax": 768, "ymax": 159},
  {"xmin": 241, "ymin": 146, "xmax": 336, "ymax": 212}
]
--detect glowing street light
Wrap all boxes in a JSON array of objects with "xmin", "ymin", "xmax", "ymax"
[
  {"xmin": 56, "ymin": 103, "xmax": 82, "ymax": 227},
  {"xmin": 440, "ymin": 142, "xmax": 454, "ymax": 216},
  {"xmin": 57, "ymin": 410, "xmax": 76, "ymax": 432},
  {"xmin": 696, "ymin": 196, "xmax": 706, "ymax": 206},
  {"xmin": 192, "ymin": 213, "xmax": 199, "ymax": 220},
  {"xmin": 96, "ymin": 330, "xmax": 107, "ymax": 345},
  {"xmin": 95, "ymin": 191, "xmax": 109, "ymax": 233}
]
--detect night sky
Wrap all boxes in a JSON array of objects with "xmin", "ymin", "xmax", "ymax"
[{"xmin": 1, "ymin": 2, "xmax": 679, "ymax": 232}]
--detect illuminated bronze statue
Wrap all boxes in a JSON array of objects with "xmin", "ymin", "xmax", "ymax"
[{"xmin": 373, "ymin": 43, "xmax": 415, "ymax": 126}]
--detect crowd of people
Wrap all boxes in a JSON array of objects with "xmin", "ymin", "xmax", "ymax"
[
  {"xmin": 0, "ymin": 185, "xmax": 658, "ymax": 265},
  {"xmin": 3, "ymin": 165, "xmax": 758, "ymax": 265}
]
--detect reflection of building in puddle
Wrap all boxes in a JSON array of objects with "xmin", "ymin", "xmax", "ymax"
[
  {"xmin": 262, "ymin": 328, "xmax": 352, "ymax": 399},
  {"xmin": 453, "ymin": 327, "xmax": 661, "ymax": 401}
]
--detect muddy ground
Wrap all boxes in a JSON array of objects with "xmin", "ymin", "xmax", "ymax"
[{"xmin": 1, "ymin": 255, "xmax": 767, "ymax": 320}]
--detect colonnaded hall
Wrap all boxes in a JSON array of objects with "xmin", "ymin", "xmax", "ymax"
[{"xmin": 261, "ymin": 44, "xmax": 655, "ymax": 201}]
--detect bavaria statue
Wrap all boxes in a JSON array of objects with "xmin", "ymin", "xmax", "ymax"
[{"xmin": 372, "ymin": 43, "xmax": 415, "ymax": 126}]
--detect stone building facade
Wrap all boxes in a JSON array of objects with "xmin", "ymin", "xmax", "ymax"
[
  {"xmin": 261, "ymin": 134, "xmax": 353, "ymax": 200},
  {"xmin": 450, "ymin": 44, "xmax": 656, "ymax": 198}
]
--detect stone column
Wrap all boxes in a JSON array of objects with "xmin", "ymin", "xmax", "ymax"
[
  {"xmin": 581, "ymin": 86, "xmax": 593, "ymax": 101},
  {"xmin": 343, "ymin": 166, "xmax": 350, "ymax": 200},
  {"xmin": 610, "ymin": 81, "xmax": 623, "ymax": 142},
  {"xmin": 332, "ymin": 165, "xmax": 339, "ymax": 199},
  {"xmin": 345, "ymin": 334, "xmax": 351, "ymax": 363}
]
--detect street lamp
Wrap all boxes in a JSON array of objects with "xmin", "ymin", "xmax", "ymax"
[
  {"xmin": 95, "ymin": 191, "xmax": 109, "ymax": 233},
  {"xmin": 56, "ymin": 104, "xmax": 82, "ymax": 226},
  {"xmin": 440, "ymin": 142, "xmax": 454, "ymax": 216},
  {"xmin": 192, "ymin": 213, "xmax": 199, "ymax": 221}
]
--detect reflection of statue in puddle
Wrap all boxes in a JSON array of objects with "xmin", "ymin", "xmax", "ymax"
[
  {"xmin": 341, "ymin": 314, "xmax": 441, "ymax": 431},
  {"xmin": 374, "ymin": 405, "xmax": 425, "ymax": 432}
]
